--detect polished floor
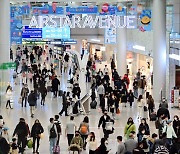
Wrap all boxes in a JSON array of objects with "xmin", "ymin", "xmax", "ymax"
[{"xmin": 0, "ymin": 59, "xmax": 179, "ymax": 154}]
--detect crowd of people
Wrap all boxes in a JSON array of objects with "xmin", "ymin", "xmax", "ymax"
[{"xmin": 0, "ymin": 46, "xmax": 179, "ymax": 154}]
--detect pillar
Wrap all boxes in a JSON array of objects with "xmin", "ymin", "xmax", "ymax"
[
  {"xmin": 0, "ymin": 0, "xmax": 10, "ymax": 63},
  {"xmin": 153, "ymin": 0, "xmax": 166, "ymax": 102},
  {"xmin": 116, "ymin": 28, "xmax": 127, "ymax": 77}
]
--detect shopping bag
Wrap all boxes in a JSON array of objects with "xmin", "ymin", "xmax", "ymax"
[
  {"xmin": 27, "ymin": 138, "xmax": 33, "ymax": 148},
  {"xmin": 18, "ymin": 97, "xmax": 22, "ymax": 104},
  {"xmin": 116, "ymin": 108, "xmax": 120, "ymax": 114},
  {"xmin": 53, "ymin": 145, "xmax": 60, "ymax": 154},
  {"xmin": 39, "ymin": 133, "xmax": 44, "ymax": 139}
]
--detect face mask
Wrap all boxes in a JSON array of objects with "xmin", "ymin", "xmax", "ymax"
[{"xmin": 174, "ymin": 118, "xmax": 177, "ymax": 120}]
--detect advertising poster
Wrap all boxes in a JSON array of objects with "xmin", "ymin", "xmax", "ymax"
[
  {"xmin": 139, "ymin": 9, "xmax": 152, "ymax": 32},
  {"xmin": 42, "ymin": 27, "xmax": 70, "ymax": 39},
  {"xmin": 116, "ymin": 4, "xmax": 126, "ymax": 16},
  {"xmin": 22, "ymin": 26, "xmax": 42, "ymax": 39},
  {"xmin": 98, "ymin": 4, "xmax": 116, "ymax": 15},
  {"xmin": 11, "ymin": 5, "xmax": 30, "ymax": 18},
  {"xmin": 10, "ymin": 19, "xmax": 22, "ymax": 44},
  {"xmin": 32, "ymin": 4, "xmax": 64, "ymax": 15},
  {"xmin": 104, "ymin": 28, "xmax": 116, "ymax": 44},
  {"xmin": 66, "ymin": 6, "xmax": 98, "ymax": 14}
]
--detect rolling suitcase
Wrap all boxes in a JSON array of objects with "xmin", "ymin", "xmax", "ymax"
[
  {"xmin": 144, "ymin": 106, "xmax": 148, "ymax": 112},
  {"xmin": 53, "ymin": 145, "xmax": 60, "ymax": 154},
  {"xmin": 90, "ymin": 100, "xmax": 97, "ymax": 109},
  {"xmin": 58, "ymin": 90, "xmax": 63, "ymax": 97},
  {"xmin": 73, "ymin": 103, "xmax": 78, "ymax": 114}
]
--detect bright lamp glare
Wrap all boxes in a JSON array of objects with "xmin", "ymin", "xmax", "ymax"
[
  {"xmin": 133, "ymin": 45, "xmax": 145, "ymax": 51},
  {"xmin": 169, "ymin": 54, "xmax": 180, "ymax": 61}
]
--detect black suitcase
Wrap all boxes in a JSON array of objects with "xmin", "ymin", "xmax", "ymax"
[
  {"xmin": 59, "ymin": 90, "xmax": 63, "ymax": 97},
  {"xmin": 90, "ymin": 100, "xmax": 97, "ymax": 109},
  {"xmin": 150, "ymin": 112, "xmax": 157, "ymax": 121},
  {"xmin": 73, "ymin": 103, "xmax": 78, "ymax": 114}
]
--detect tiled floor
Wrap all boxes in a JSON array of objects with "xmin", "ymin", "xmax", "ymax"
[{"xmin": 0, "ymin": 58, "xmax": 179, "ymax": 154}]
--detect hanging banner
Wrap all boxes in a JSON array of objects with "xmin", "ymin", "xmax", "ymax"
[
  {"xmin": 32, "ymin": 5, "xmax": 64, "ymax": 15},
  {"xmin": 98, "ymin": 4, "xmax": 116, "ymax": 15},
  {"xmin": 42, "ymin": 27, "xmax": 70, "ymax": 39},
  {"xmin": 104, "ymin": 28, "xmax": 116, "ymax": 44},
  {"xmin": 22, "ymin": 26, "xmax": 42, "ymax": 39},
  {"xmin": 66, "ymin": 6, "xmax": 98, "ymax": 14},
  {"xmin": 11, "ymin": 5, "xmax": 30, "ymax": 18},
  {"xmin": 139, "ymin": 9, "xmax": 152, "ymax": 32},
  {"xmin": 11, "ymin": 19, "xmax": 22, "ymax": 44}
]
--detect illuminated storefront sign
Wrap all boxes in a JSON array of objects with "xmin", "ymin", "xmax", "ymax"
[{"xmin": 29, "ymin": 15, "xmax": 136, "ymax": 29}]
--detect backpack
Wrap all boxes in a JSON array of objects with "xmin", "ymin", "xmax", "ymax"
[
  {"xmin": 50, "ymin": 125, "xmax": 57, "ymax": 138},
  {"xmin": 54, "ymin": 122, "xmax": 61, "ymax": 134},
  {"xmin": 80, "ymin": 124, "xmax": 88, "ymax": 134}
]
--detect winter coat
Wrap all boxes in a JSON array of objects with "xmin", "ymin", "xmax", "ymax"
[
  {"xmin": 163, "ymin": 125, "xmax": 177, "ymax": 139},
  {"xmin": 31, "ymin": 123, "xmax": 44, "ymax": 138},
  {"xmin": 138, "ymin": 123, "xmax": 150, "ymax": 134},
  {"xmin": 98, "ymin": 115, "xmax": 111, "ymax": 129},
  {"xmin": 157, "ymin": 108, "xmax": 170, "ymax": 119},
  {"xmin": 28, "ymin": 92, "xmax": 37, "ymax": 106},
  {"xmin": 147, "ymin": 98, "xmax": 155, "ymax": 109},
  {"xmin": 52, "ymin": 78, "xmax": 60, "ymax": 91},
  {"xmin": 72, "ymin": 86, "xmax": 81, "ymax": 97},
  {"xmin": 13, "ymin": 121, "xmax": 28, "ymax": 137},
  {"xmin": 173, "ymin": 120, "xmax": 180, "ymax": 137},
  {"xmin": 21, "ymin": 87, "xmax": 29, "ymax": 97},
  {"xmin": 124, "ymin": 123, "xmax": 136, "ymax": 139},
  {"xmin": 127, "ymin": 93, "xmax": 135, "ymax": 102},
  {"xmin": 97, "ymin": 85, "xmax": 105, "ymax": 95}
]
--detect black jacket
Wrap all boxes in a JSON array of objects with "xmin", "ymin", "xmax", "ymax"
[
  {"xmin": 13, "ymin": 121, "xmax": 28, "ymax": 137},
  {"xmin": 157, "ymin": 108, "xmax": 170, "ymax": 119},
  {"xmin": 28, "ymin": 92, "xmax": 37, "ymax": 106},
  {"xmin": 72, "ymin": 86, "xmax": 81, "ymax": 97},
  {"xmin": 98, "ymin": 115, "xmax": 111, "ymax": 129},
  {"xmin": 0, "ymin": 137, "xmax": 10, "ymax": 154},
  {"xmin": 31, "ymin": 123, "xmax": 44, "ymax": 138},
  {"xmin": 96, "ymin": 144, "xmax": 109, "ymax": 154},
  {"xmin": 52, "ymin": 78, "xmax": 60, "ymax": 91},
  {"xmin": 128, "ymin": 92, "xmax": 135, "ymax": 102}
]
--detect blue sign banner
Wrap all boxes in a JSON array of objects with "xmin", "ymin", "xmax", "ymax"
[
  {"xmin": 22, "ymin": 26, "xmax": 42, "ymax": 38},
  {"xmin": 139, "ymin": 10, "xmax": 152, "ymax": 32},
  {"xmin": 11, "ymin": 5, "xmax": 30, "ymax": 18},
  {"xmin": 32, "ymin": 5, "xmax": 64, "ymax": 15},
  {"xmin": 66, "ymin": 6, "xmax": 98, "ymax": 14},
  {"xmin": 104, "ymin": 28, "xmax": 116, "ymax": 44},
  {"xmin": 11, "ymin": 19, "xmax": 22, "ymax": 44},
  {"xmin": 42, "ymin": 27, "xmax": 70, "ymax": 39},
  {"xmin": 99, "ymin": 6, "xmax": 116, "ymax": 15}
]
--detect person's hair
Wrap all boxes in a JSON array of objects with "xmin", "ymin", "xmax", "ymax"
[
  {"xmin": 152, "ymin": 133, "xmax": 158, "ymax": 138},
  {"xmin": 100, "ymin": 138, "xmax": 106, "ymax": 145},
  {"xmin": 117, "ymin": 136, "xmax": 122, "ymax": 141},
  {"xmin": 127, "ymin": 117, "xmax": 134, "ymax": 124},
  {"xmin": 83, "ymin": 116, "xmax": 89, "ymax": 123},
  {"xmin": 70, "ymin": 116, "xmax": 74, "ymax": 121},
  {"xmin": 174, "ymin": 115, "xmax": 179, "ymax": 121},
  {"xmin": 141, "ymin": 118, "xmax": 147, "ymax": 125},
  {"xmin": 138, "ymin": 95, "xmax": 143, "ymax": 102},
  {"xmin": 50, "ymin": 118, "xmax": 54, "ymax": 123},
  {"xmin": 34, "ymin": 119, "xmax": 40, "ymax": 124},
  {"xmin": 55, "ymin": 115, "xmax": 59, "ymax": 120},
  {"xmin": 90, "ymin": 132, "xmax": 95, "ymax": 142},
  {"xmin": 12, "ymin": 138, "xmax": 17, "ymax": 142}
]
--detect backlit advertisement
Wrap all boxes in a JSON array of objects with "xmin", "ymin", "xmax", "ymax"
[{"xmin": 42, "ymin": 27, "xmax": 70, "ymax": 39}]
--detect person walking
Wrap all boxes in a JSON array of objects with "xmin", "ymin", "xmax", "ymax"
[
  {"xmin": 59, "ymin": 91, "xmax": 68, "ymax": 116},
  {"xmin": 98, "ymin": 110, "xmax": 111, "ymax": 139},
  {"xmin": 133, "ymin": 79, "xmax": 139, "ymax": 98},
  {"xmin": 31, "ymin": 119, "xmax": 44, "ymax": 154},
  {"xmin": 147, "ymin": 95, "xmax": 155, "ymax": 118},
  {"xmin": 20, "ymin": 84, "xmax": 29, "ymax": 107},
  {"xmin": 116, "ymin": 136, "xmax": 125, "ymax": 154},
  {"xmin": 124, "ymin": 117, "xmax": 136, "ymax": 140},
  {"xmin": 48, "ymin": 118, "xmax": 58, "ymax": 154},
  {"xmin": 54, "ymin": 115, "xmax": 62, "ymax": 145},
  {"xmin": 127, "ymin": 90, "xmax": 136, "ymax": 108},
  {"xmin": 137, "ymin": 95, "xmax": 144, "ymax": 119},
  {"xmin": 97, "ymin": 83, "xmax": 105, "ymax": 103},
  {"xmin": 13, "ymin": 118, "xmax": 29, "ymax": 153},
  {"xmin": 28, "ymin": 90, "xmax": 37, "ymax": 118},
  {"xmin": 86, "ymin": 132, "xmax": 97, "ymax": 154},
  {"xmin": 5, "ymin": 86, "xmax": 13, "ymax": 109},
  {"xmin": 40, "ymin": 85, "xmax": 47, "ymax": 106},
  {"xmin": 173, "ymin": 115, "xmax": 180, "ymax": 137},
  {"xmin": 79, "ymin": 116, "xmax": 90, "ymax": 150},
  {"xmin": 65, "ymin": 116, "xmax": 76, "ymax": 146},
  {"xmin": 52, "ymin": 76, "xmax": 60, "ymax": 98}
]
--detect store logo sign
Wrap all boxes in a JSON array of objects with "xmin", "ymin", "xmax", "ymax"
[{"xmin": 29, "ymin": 15, "xmax": 136, "ymax": 29}]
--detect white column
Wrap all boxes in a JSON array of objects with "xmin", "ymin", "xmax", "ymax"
[
  {"xmin": 116, "ymin": 28, "xmax": 127, "ymax": 77},
  {"xmin": 0, "ymin": 0, "xmax": 10, "ymax": 63},
  {"xmin": 153, "ymin": 0, "xmax": 166, "ymax": 102}
]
